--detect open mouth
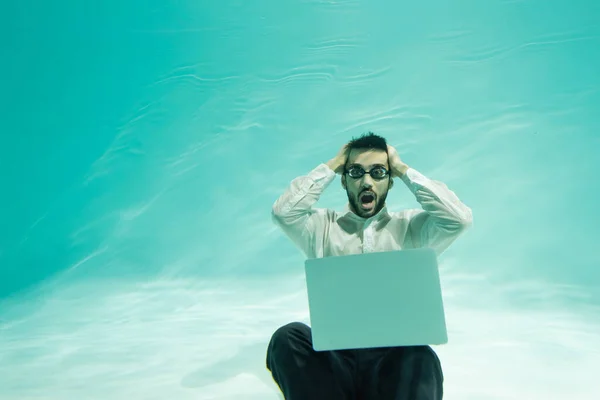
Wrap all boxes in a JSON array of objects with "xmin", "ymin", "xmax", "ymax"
[{"xmin": 359, "ymin": 191, "xmax": 376, "ymax": 210}]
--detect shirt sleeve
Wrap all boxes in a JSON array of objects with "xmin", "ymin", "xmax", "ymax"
[
  {"xmin": 400, "ymin": 168, "xmax": 473, "ymax": 255},
  {"xmin": 271, "ymin": 163, "xmax": 336, "ymax": 258}
]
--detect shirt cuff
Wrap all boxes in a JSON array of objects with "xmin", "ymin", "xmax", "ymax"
[
  {"xmin": 400, "ymin": 167, "xmax": 428, "ymax": 189},
  {"xmin": 313, "ymin": 163, "xmax": 337, "ymax": 182}
]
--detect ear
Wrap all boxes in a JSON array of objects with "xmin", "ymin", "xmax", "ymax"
[
  {"xmin": 341, "ymin": 174, "xmax": 347, "ymax": 190},
  {"xmin": 388, "ymin": 177, "xmax": 394, "ymax": 189}
]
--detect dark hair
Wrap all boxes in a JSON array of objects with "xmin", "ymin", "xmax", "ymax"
[{"xmin": 347, "ymin": 131, "xmax": 387, "ymax": 152}]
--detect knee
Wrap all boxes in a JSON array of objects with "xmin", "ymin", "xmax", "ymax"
[
  {"xmin": 269, "ymin": 321, "xmax": 310, "ymax": 346},
  {"xmin": 391, "ymin": 346, "xmax": 439, "ymax": 367},
  {"xmin": 412, "ymin": 346, "xmax": 443, "ymax": 374},
  {"xmin": 266, "ymin": 322, "xmax": 310, "ymax": 366},
  {"xmin": 413, "ymin": 346, "xmax": 439, "ymax": 360}
]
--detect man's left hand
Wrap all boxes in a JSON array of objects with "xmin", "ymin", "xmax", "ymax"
[{"xmin": 387, "ymin": 145, "xmax": 409, "ymax": 177}]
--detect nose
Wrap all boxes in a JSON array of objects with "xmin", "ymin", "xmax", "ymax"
[{"xmin": 360, "ymin": 174, "xmax": 375, "ymax": 188}]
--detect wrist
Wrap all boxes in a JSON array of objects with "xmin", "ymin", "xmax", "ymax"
[
  {"xmin": 326, "ymin": 159, "xmax": 344, "ymax": 174},
  {"xmin": 393, "ymin": 163, "xmax": 409, "ymax": 177}
]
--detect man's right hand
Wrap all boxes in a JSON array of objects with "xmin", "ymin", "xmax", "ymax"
[{"xmin": 326, "ymin": 144, "xmax": 349, "ymax": 174}]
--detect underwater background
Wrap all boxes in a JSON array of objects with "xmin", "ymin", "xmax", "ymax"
[{"xmin": 1, "ymin": 0, "xmax": 599, "ymax": 398}]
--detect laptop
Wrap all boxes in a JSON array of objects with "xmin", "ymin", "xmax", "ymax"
[{"xmin": 304, "ymin": 248, "xmax": 448, "ymax": 351}]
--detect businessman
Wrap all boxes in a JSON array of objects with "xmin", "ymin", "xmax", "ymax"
[{"xmin": 267, "ymin": 132, "xmax": 473, "ymax": 399}]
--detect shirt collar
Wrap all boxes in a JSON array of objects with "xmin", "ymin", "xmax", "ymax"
[{"xmin": 342, "ymin": 204, "xmax": 390, "ymax": 224}]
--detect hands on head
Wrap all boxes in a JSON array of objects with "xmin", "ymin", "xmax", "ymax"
[{"xmin": 326, "ymin": 143, "xmax": 408, "ymax": 177}]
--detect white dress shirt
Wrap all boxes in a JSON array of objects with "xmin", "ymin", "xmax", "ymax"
[{"xmin": 271, "ymin": 163, "xmax": 473, "ymax": 259}]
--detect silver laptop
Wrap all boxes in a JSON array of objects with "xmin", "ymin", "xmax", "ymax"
[{"xmin": 304, "ymin": 248, "xmax": 448, "ymax": 351}]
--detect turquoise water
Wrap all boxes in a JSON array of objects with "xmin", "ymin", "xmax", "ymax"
[{"xmin": 1, "ymin": 0, "xmax": 599, "ymax": 398}]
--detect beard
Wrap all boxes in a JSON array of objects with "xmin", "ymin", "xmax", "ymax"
[{"xmin": 347, "ymin": 189, "xmax": 388, "ymax": 218}]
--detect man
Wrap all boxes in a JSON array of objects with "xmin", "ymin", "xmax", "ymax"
[{"xmin": 266, "ymin": 132, "xmax": 473, "ymax": 399}]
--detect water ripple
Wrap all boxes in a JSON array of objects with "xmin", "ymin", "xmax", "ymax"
[
  {"xmin": 339, "ymin": 103, "xmax": 433, "ymax": 134},
  {"xmin": 303, "ymin": 36, "xmax": 366, "ymax": 58},
  {"xmin": 446, "ymin": 28, "xmax": 599, "ymax": 64},
  {"xmin": 336, "ymin": 66, "xmax": 392, "ymax": 87},
  {"xmin": 255, "ymin": 64, "xmax": 338, "ymax": 86},
  {"xmin": 151, "ymin": 64, "xmax": 241, "ymax": 88}
]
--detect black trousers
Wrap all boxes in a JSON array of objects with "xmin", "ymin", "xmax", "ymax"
[{"xmin": 266, "ymin": 322, "xmax": 443, "ymax": 400}]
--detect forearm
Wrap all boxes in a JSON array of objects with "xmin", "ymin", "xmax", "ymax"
[
  {"xmin": 272, "ymin": 163, "xmax": 335, "ymax": 218},
  {"xmin": 400, "ymin": 168, "xmax": 472, "ymax": 254},
  {"xmin": 401, "ymin": 168, "xmax": 472, "ymax": 226},
  {"xmin": 271, "ymin": 164, "xmax": 333, "ymax": 258}
]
